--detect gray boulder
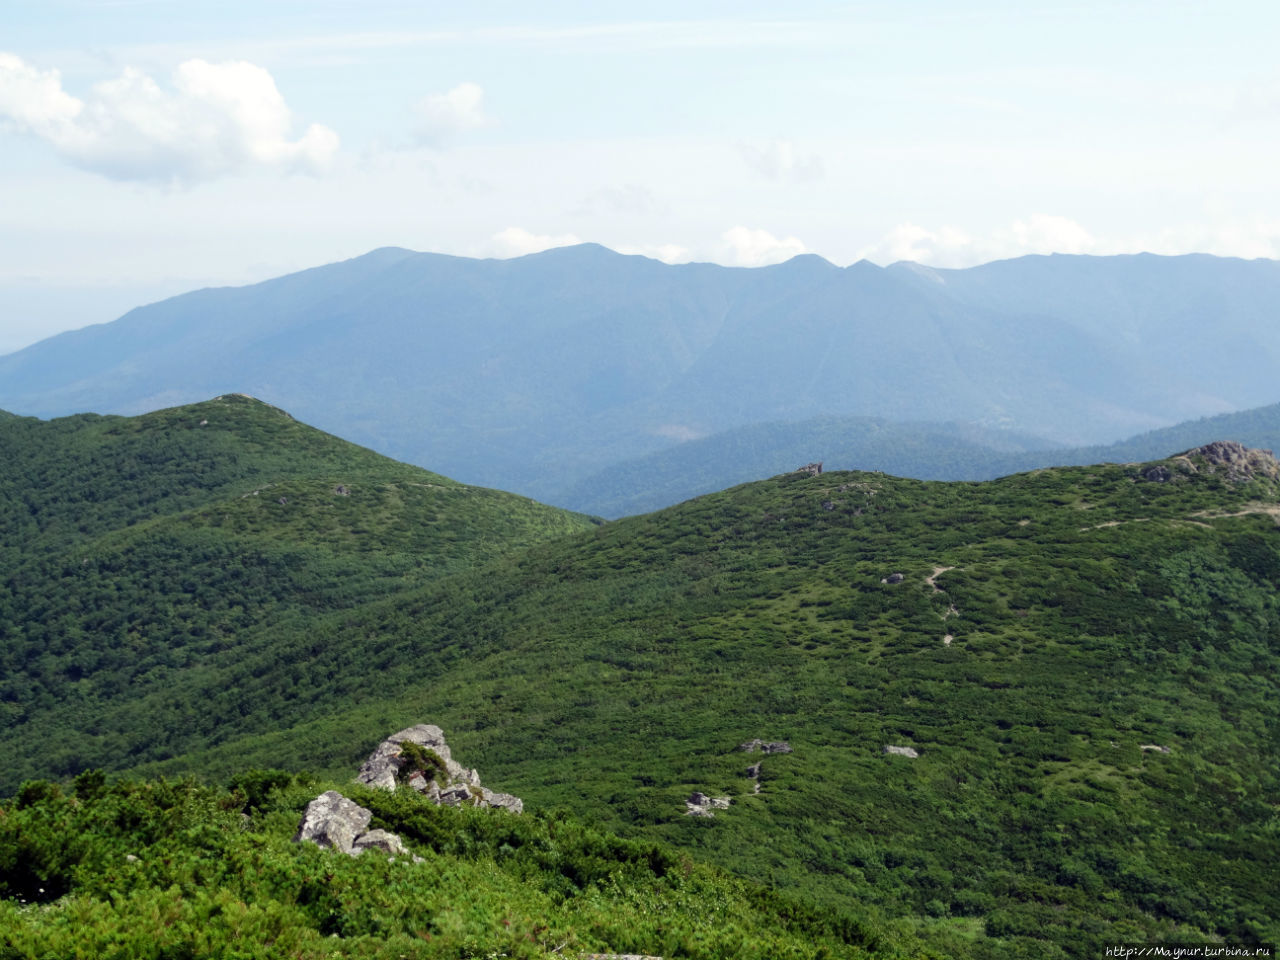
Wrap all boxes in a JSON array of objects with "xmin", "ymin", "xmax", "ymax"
[
  {"xmin": 294, "ymin": 790, "xmax": 373, "ymax": 855},
  {"xmin": 352, "ymin": 828, "xmax": 408, "ymax": 857},
  {"xmin": 477, "ymin": 788, "xmax": 524, "ymax": 814}
]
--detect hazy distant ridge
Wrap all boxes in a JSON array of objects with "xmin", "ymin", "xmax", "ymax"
[{"xmin": 3, "ymin": 245, "xmax": 1279, "ymax": 510}]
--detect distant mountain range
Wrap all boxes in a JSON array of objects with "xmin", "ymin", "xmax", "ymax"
[{"xmin": 3, "ymin": 245, "xmax": 1280, "ymax": 512}]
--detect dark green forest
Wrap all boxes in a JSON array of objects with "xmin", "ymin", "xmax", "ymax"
[{"xmin": 3, "ymin": 398, "xmax": 1279, "ymax": 957}]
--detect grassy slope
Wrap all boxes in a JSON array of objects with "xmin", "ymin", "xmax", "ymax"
[
  {"xmin": 0, "ymin": 772, "xmax": 916, "ymax": 959},
  {"xmin": 3, "ymin": 400, "xmax": 1279, "ymax": 956},
  {"xmin": 98, "ymin": 452, "xmax": 1280, "ymax": 956},
  {"xmin": 0, "ymin": 395, "xmax": 597, "ymax": 784}
]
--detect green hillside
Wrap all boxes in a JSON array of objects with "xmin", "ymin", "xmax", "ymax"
[
  {"xmin": 0, "ymin": 395, "xmax": 597, "ymax": 782},
  {"xmin": 1, "ymin": 773, "xmax": 904, "ymax": 959},
  {"xmin": 3, "ymin": 399, "xmax": 1279, "ymax": 957}
]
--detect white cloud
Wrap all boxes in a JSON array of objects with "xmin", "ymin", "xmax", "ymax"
[
  {"xmin": 859, "ymin": 216, "xmax": 1097, "ymax": 267},
  {"xmin": 720, "ymin": 226, "xmax": 806, "ymax": 266},
  {"xmin": 859, "ymin": 222, "xmax": 975, "ymax": 266},
  {"xmin": 491, "ymin": 226, "xmax": 582, "ymax": 257},
  {"xmin": 614, "ymin": 242, "xmax": 691, "ymax": 263},
  {"xmin": 0, "ymin": 53, "xmax": 337, "ymax": 183},
  {"xmin": 0, "ymin": 53, "xmax": 81, "ymax": 138},
  {"xmin": 1003, "ymin": 214, "xmax": 1096, "ymax": 256},
  {"xmin": 414, "ymin": 82, "xmax": 487, "ymax": 145},
  {"xmin": 738, "ymin": 139, "xmax": 824, "ymax": 182}
]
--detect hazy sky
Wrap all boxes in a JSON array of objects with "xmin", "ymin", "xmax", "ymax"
[{"xmin": 2, "ymin": 0, "xmax": 1279, "ymax": 352}]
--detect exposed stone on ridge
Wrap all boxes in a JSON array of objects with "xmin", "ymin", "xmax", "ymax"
[
  {"xmin": 294, "ymin": 790, "xmax": 373, "ymax": 855},
  {"xmin": 296, "ymin": 724, "xmax": 524, "ymax": 860},
  {"xmin": 356, "ymin": 724, "xmax": 476, "ymax": 791},
  {"xmin": 739, "ymin": 738, "xmax": 792, "ymax": 754},
  {"xmin": 1176, "ymin": 441, "xmax": 1280, "ymax": 482},
  {"xmin": 685, "ymin": 792, "xmax": 732, "ymax": 817},
  {"xmin": 356, "ymin": 723, "xmax": 522, "ymax": 813}
]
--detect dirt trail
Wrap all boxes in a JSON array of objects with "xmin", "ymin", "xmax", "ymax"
[
  {"xmin": 925, "ymin": 566, "xmax": 954, "ymax": 592},
  {"xmin": 1192, "ymin": 503, "xmax": 1280, "ymax": 522}
]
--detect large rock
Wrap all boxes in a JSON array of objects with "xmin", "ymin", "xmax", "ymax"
[
  {"xmin": 294, "ymin": 790, "xmax": 373, "ymax": 855},
  {"xmin": 294, "ymin": 793, "xmax": 417, "ymax": 859},
  {"xmin": 355, "ymin": 723, "xmax": 522, "ymax": 814},
  {"xmin": 352, "ymin": 828, "xmax": 408, "ymax": 857}
]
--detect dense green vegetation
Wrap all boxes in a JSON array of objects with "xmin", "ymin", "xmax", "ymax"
[
  {"xmin": 0, "ymin": 395, "xmax": 596, "ymax": 780},
  {"xmin": 3, "ymin": 398, "xmax": 1279, "ymax": 957},
  {"xmin": 0, "ymin": 772, "xmax": 903, "ymax": 958}
]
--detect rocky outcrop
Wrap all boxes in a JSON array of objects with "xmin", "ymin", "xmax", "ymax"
[
  {"xmin": 685, "ymin": 792, "xmax": 732, "ymax": 817},
  {"xmin": 739, "ymin": 738, "xmax": 792, "ymax": 754},
  {"xmin": 355, "ymin": 724, "xmax": 523, "ymax": 813},
  {"xmin": 295, "ymin": 725, "xmax": 523, "ymax": 859},
  {"xmin": 1177, "ymin": 441, "xmax": 1280, "ymax": 482},
  {"xmin": 796, "ymin": 462, "xmax": 823, "ymax": 476}
]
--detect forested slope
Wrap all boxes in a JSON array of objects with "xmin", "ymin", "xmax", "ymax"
[
  {"xmin": 3, "ymin": 399, "xmax": 1278, "ymax": 957},
  {"xmin": 0, "ymin": 395, "xmax": 597, "ymax": 778}
]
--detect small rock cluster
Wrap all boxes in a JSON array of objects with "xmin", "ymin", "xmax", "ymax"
[
  {"xmin": 685, "ymin": 792, "xmax": 731, "ymax": 817},
  {"xmin": 739, "ymin": 738, "xmax": 792, "ymax": 754},
  {"xmin": 294, "ymin": 724, "xmax": 522, "ymax": 859},
  {"xmin": 684, "ymin": 738, "xmax": 794, "ymax": 816}
]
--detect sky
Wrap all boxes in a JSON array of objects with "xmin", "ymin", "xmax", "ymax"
[{"xmin": 2, "ymin": 0, "xmax": 1279, "ymax": 353}]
